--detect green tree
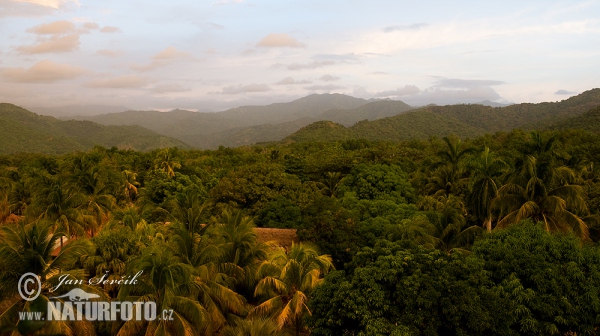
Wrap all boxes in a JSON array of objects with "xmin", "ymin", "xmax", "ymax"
[
  {"xmin": 0, "ymin": 220, "xmax": 99, "ymax": 335},
  {"xmin": 153, "ymin": 148, "xmax": 182, "ymax": 178},
  {"xmin": 116, "ymin": 245, "xmax": 208, "ymax": 336},
  {"xmin": 466, "ymin": 147, "xmax": 508, "ymax": 231},
  {"xmin": 492, "ymin": 155, "xmax": 589, "ymax": 238},
  {"xmin": 252, "ymin": 243, "xmax": 333, "ymax": 336}
]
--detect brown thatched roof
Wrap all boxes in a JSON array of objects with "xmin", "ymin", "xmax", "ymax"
[{"xmin": 254, "ymin": 228, "xmax": 298, "ymax": 249}]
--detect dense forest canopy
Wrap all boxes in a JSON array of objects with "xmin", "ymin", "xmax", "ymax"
[{"xmin": 2, "ymin": 124, "xmax": 600, "ymax": 334}]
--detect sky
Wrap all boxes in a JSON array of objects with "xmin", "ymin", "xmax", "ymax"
[{"xmin": 0, "ymin": 0, "xmax": 599, "ymax": 111}]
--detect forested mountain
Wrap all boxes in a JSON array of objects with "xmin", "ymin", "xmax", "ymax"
[
  {"xmin": 286, "ymin": 88, "xmax": 600, "ymax": 143},
  {"xmin": 0, "ymin": 103, "xmax": 188, "ymax": 154},
  {"xmin": 66, "ymin": 94, "xmax": 394, "ymax": 148},
  {"xmin": 28, "ymin": 104, "xmax": 131, "ymax": 118},
  {"xmin": 550, "ymin": 105, "xmax": 600, "ymax": 133}
]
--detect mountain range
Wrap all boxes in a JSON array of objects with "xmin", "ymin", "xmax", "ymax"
[
  {"xmin": 2, "ymin": 89, "xmax": 600, "ymax": 154},
  {"xmin": 0, "ymin": 103, "xmax": 187, "ymax": 154}
]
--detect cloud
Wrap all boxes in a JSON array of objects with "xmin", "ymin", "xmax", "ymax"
[
  {"xmin": 17, "ymin": 33, "xmax": 80, "ymax": 54},
  {"xmin": 374, "ymin": 85, "xmax": 421, "ymax": 97},
  {"xmin": 319, "ymin": 74, "xmax": 339, "ymax": 81},
  {"xmin": 152, "ymin": 46, "xmax": 191, "ymax": 60},
  {"xmin": 275, "ymin": 77, "xmax": 312, "ymax": 85},
  {"xmin": 304, "ymin": 84, "xmax": 344, "ymax": 91},
  {"xmin": 432, "ymin": 78, "xmax": 505, "ymax": 88},
  {"xmin": 149, "ymin": 83, "xmax": 190, "ymax": 94},
  {"xmin": 383, "ymin": 23, "xmax": 428, "ymax": 33},
  {"xmin": 96, "ymin": 49, "xmax": 123, "ymax": 57},
  {"xmin": 215, "ymin": 83, "xmax": 271, "ymax": 94},
  {"xmin": 100, "ymin": 26, "xmax": 122, "ymax": 33},
  {"xmin": 370, "ymin": 71, "xmax": 388, "ymax": 75},
  {"xmin": 27, "ymin": 20, "xmax": 75, "ymax": 34},
  {"xmin": 10, "ymin": 0, "xmax": 79, "ymax": 9},
  {"xmin": 82, "ymin": 22, "xmax": 99, "ymax": 30},
  {"xmin": 2, "ymin": 59, "xmax": 84, "ymax": 83},
  {"xmin": 256, "ymin": 33, "xmax": 305, "ymax": 48},
  {"xmin": 555, "ymin": 89, "xmax": 577, "ymax": 95},
  {"xmin": 86, "ymin": 75, "xmax": 149, "ymax": 88},
  {"xmin": 276, "ymin": 60, "xmax": 335, "ymax": 71},
  {"xmin": 132, "ymin": 46, "xmax": 193, "ymax": 71},
  {"xmin": 213, "ymin": 0, "xmax": 244, "ymax": 5},
  {"xmin": 313, "ymin": 53, "xmax": 361, "ymax": 62}
]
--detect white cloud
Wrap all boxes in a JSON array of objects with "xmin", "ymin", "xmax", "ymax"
[
  {"xmin": 27, "ymin": 20, "xmax": 75, "ymax": 34},
  {"xmin": 96, "ymin": 49, "xmax": 123, "ymax": 57},
  {"xmin": 319, "ymin": 74, "xmax": 340, "ymax": 81},
  {"xmin": 277, "ymin": 60, "xmax": 335, "ymax": 71},
  {"xmin": 86, "ymin": 75, "xmax": 149, "ymax": 88},
  {"xmin": 305, "ymin": 84, "xmax": 344, "ymax": 91},
  {"xmin": 2, "ymin": 59, "xmax": 84, "ymax": 83},
  {"xmin": 257, "ymin": 33, "xmax": 305, "ymax": 48},
  {"xmin": 374, "ymin": 85, "xmax": 421, "ymax": 97},
  {"xmin": 149, "ymin": 83, "xmax": 190, "ymax": 94},
  {"xmin": 215, "ymin": 83, "xmax": 270, "ymax": 94},
  {"xmin": 100, "ymin": 26, "xmax": 122, "ymax": 33},
  {"xmin": 10, "ymin": 0, "xmax": 78, "ymax": 9},
  {"xmin": 276, "ymin": 77, "xmax": 312, "ymax": 85},
  {"xmin": 132, "ymin": 46, "xmax": 193, "ymax": 71},
  {"xmin": 17, "ymin": 33, "xmax": 80, "ymax": 54}
]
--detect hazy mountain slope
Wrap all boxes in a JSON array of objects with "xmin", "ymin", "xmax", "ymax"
[
  {"xmin": 318, "ymin": 100, "xmax": 414, "ymax": 127},
  {"xmin": 67, "ymin": 94, "xmax": 372, "ymax": 148},
  {"xmin": 284, "ymin": 88, "xmax": 600, "ymax": 143},
  {"xmin": 71, "ymin": 109, "xmax": 238, "ymax": 143},
  {"xmin": 549, "ymin": 106, "xmax": 600, "ymax": 133},
  {"xmin": 0, "ymin": 103, "xmax": 188, "ymax": 154},
  {"xmin": 28, "ymin": 104, "xmax": 131, "ymax": 118},
  {"xmin": 216, "ymin": 93, "xmax": 369, "ymax": 126}
]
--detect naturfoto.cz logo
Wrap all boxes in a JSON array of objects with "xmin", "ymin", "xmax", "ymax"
[{"xmin": 17, "ymin": 272, "xmax": 173, "ymax": 322}]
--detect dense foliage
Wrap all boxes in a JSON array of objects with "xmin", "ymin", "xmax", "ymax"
[{"xmin": 1, "ymin": 126, "xmax": 600, "ymax": 335}]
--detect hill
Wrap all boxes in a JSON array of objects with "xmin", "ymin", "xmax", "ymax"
[
  {"xmin": 67, "ymin": 94, "xmax": 400, "ymax": 148},
  {"xmin": 28, "ymin": 104, "xmax": 131, "ymax": 118},
  {"xmin": 284, "ymin": 88, "xmax": 600, "ymax": 143},
  {"xmin": 549, "ymin": 106, "xmax": 600, "ymax": 133},
  {"xmin": 0, "ymin": 103, "xmax": 188, "ymax": 154}
]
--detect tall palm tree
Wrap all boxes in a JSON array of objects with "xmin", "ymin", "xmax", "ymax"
[
  {"xmin": 123, "ymin": 170, "xmax": 140, "ymax": 203},
  {"xmin": 394, "ymin": 195, "xmax": 483, "ymax": 253},
  {"xmin": 154, "ymin": 148, "xmax": 182, "ymax": 178},
  {"xmin": 116, "ymin": 246, "xmax": 208, "ymax": 336},
  {"xmin": 27, "ymin": 172, "xmax": 86, "ymax": 240},
  {"xmin": 169, "ymin": 189, "xmax": 207, "ymax": 234},
  {"xmin": 78, "ymin": 167, "xmax": 116, "ymax": 237},
  {"xmin": 167, "ymin": 222, "xmax": 248, "ymax": 332},
  {"xmin": 0, "ymin": 220, "xmax": 100, "ymax": 335},
  {"xmin": 251, "ymin": 243, "xmax": 333, "ymax": 336},
  {"xmin": 492, "ymin": 155, "xmax": 589, "ymax": 238},
  {"xmin": 466, "ymin": 147, "xmax": 509, "ymax": 231}
]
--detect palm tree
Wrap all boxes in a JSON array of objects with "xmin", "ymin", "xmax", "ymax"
[
  {"xmin": 466, "ymin": 147, "xmax": 509, "ymax": 231},
  {"xmin": 27, "ymin": 172, "xmax": 86, "ymax": 240},
  {"xmin": 116, "ymin": 246, "xmax": 208, "ymax": 336},
  {"xmin": 169, "ymin": 189, "xmax": 208, "ymax": 234},
  {"xmin": 78, "ymin": 167, "xmax": 116, "ymax": 237},
  {"xmin": 251, "ymin": 243, "xmax": 333, "ymax": 336},
  {"xmin": 492, "ymin": 155, "xmax": 590, "ymax": 238},
  {"xmin": 0, "ymin": 220, "xmax": 100, "ymax": 335},
  {"xmin": 154, "ymin": 148, "xmax": 182, "ymax": 178},
  {"xmin": 167, "ymin": 222, "xmax": 248, "ymax": 332},
  {"xmin": 123, "ymin": 170, "xmax": 140, "ymax": 203},
  {"xmin": 433, "ymin": 137, "xmax": 474, "ymax": 179},
  {"xmin": 319, "ymin": 172, "xmax": 344, "ymax": 197},
  {"xmin": 394, "ymin": 195, "xmax": 483, "ymax": 253}
]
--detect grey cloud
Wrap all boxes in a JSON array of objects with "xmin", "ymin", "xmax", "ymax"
[
  {"xmin": 216, "ymin": 83, "xmax": 271, "ymax": 94},
  {"xmin": 313, "ymin": 53, "xmax": 361, "ymax": 62},
  {"xmin": 319, "ymin": 74, "xmax": 340, "ymax": 81},
  {"xmin": 383, "ymin": 23, "xmax": 428, "ymax": 33},
  {"xmin": 304, "ymin": 84, "xmax": 344, "ymax": 91},
  {"xmin": 285, "ymin": 60, "xmax": 335, "ymax": 70},
  {"xmin": 374, "ymin": 85, "xmax": 420, "ymax": 97},
  {"xmin": 555, "ymin": 89, "xmax": 577, "ymax": 95},
  {"xmin": 433, "ymin": 78, "xmax": 505, "ymax": 88},
  {"xmin": 276, "ymin": 77, "xmax": 312, "ymax": 85}
]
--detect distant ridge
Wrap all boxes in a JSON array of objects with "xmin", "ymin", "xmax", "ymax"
[
  {"xmin": 284, "ymin": 88, "xmax": 600, "ymax": 143},
  {"xmin": 0, "ymin": 103, "xmax": 188, "ymax": 154}
]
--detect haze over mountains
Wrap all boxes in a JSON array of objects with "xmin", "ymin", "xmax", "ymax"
[{"xmin": 1, "ymin": 89, "xmax": 600, "ymax": 154}]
